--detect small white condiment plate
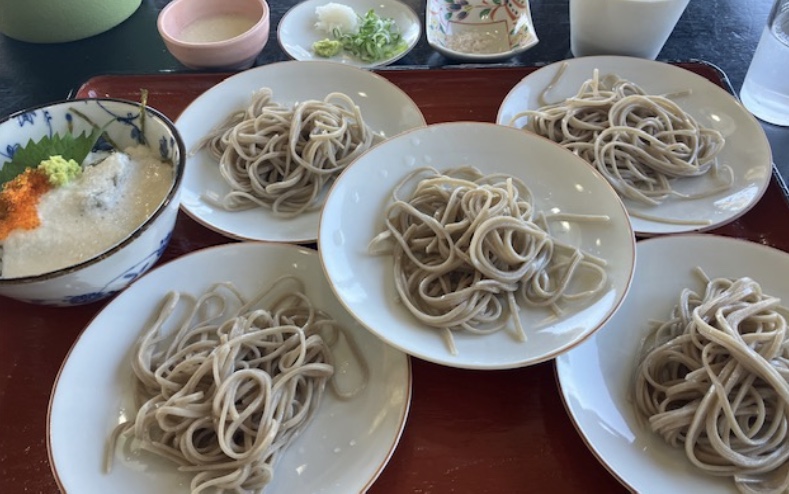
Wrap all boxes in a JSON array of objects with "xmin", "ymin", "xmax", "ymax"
[
  {"xmin": 277, "ymin": 0, "xmax": 421, "ymax": 68},
  {"xmin": 48, "ymin": 242, "xmax": 412, "ymax": 494},
  {"xmin": 318, "ymin": 122, "xmax": 636, "ymax": 370},
  {"xmin": 175, "ymin": 60, "xmax": 426, "ymax": 243},
  {"xmin": 555, "ymin": 234, "xmax": 789, "ymax": 493},
  {"xmin": 497, "ymin": 56, "xmax": 773, "ymax": 236}
]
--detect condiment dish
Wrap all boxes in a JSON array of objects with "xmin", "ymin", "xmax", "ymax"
[
  {"xmin": 157, "ymin": 0, "xmax": 270, "ymax": 70},
  {"xmin": 426, "ymin": 0, "xmax": 539, "ymax": 61},
  {"xmin": 0, "ymin": 98, "xmax": 185, "ymax": 306},
  {"xmin": 278, "ymin": 0, "xmax": 421, "ymax": 68}
]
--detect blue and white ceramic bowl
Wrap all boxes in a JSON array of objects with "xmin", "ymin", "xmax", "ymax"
[{"xmin": 0, "ymin": 98, "xmax": 185, "ymax": 306}]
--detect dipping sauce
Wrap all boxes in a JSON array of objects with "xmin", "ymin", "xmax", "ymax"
[
  {"xmin": 178, "ymin": 14, "xmax": 257, "ymax": 43},
  {"xmin": 0, "ymin": 145, "xmax": 173, "ymax": 278}
]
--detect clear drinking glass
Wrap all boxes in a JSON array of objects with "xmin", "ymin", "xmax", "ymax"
[{"xmin": 740, "ymin": 0, "xmax": 789, "ymax": 126}]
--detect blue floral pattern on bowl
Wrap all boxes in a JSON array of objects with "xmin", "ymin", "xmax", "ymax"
[
  {"xmin": 1, "ymin": 100, "xmax": 177, "ymax": 164},
  {"xmin": 32, "ymin": 230, "xmax": 175, "ymax": 306}
]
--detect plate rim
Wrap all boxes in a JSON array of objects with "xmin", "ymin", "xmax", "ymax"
[
  {"xmin": 495, "ymin": 55, "xmax": 774, "ymax": 236},
  {"xmin": 46, "ymin": 241, "xmax": 413, "ymax": 494}
]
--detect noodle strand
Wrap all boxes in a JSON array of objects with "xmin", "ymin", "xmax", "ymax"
[
  {"xmin": 194, "ymin": 89, "xmax": 382, "ymax": 218},
  {"xmin": 511, "ymin": 66, "xmax": 730, "ymax": 215},
  {"xmin": 106, "ymin": 276, "xmax": 367, "ymax": 493},
  {"xmin": 634, "ymin": 270, "xmax": 789, "ymax": 493},
  {"xmin": 370, "ymin": 166, "xmax": 609, "ymax": 354}
]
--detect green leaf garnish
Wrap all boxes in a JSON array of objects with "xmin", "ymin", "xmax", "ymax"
[{"xmin": 0, "ymin": 127, "xmax": 103, "ymax": 187}]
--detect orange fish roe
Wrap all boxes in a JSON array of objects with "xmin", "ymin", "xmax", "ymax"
[{"xmin": 0, "ymin": 168, "xmax": 53, "ymax": 240}]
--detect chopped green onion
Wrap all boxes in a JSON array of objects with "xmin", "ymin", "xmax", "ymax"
[{"xmin": 332, "ymin": 9, "xmax": 407, "ymax": 63}]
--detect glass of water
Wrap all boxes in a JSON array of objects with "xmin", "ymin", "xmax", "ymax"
[{"xmin": 740, "ymin": 0, "xmax": 789, "ymax": 126}]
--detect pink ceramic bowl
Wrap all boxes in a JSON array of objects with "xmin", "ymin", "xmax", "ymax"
[{"xmin": 157, "ymin": 0, "xmax": 270, "ymax": 70}]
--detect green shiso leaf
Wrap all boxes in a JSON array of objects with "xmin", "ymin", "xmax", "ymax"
[{"xmin": 0, "ymin": 127, "xmax": 103, "ymax": 187}]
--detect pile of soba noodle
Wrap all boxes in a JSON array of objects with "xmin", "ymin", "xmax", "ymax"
[
  {"xmin": 195, "ymin": 88, "xmax": 381, "ymax": 218},
  {"xmin": 107, "ymin": 276, "xmax": 366, "ymax": 494},
  {"xmin": 510, "ymin": 64, "xmax": 730, "ymax": 214},
  {"xmin": 369, "ymin": 166, "xmax": 609, "ymax": 354},
  {"xmin": 634, "ymin": 270, "xmax": 789, "ymax": 494}
]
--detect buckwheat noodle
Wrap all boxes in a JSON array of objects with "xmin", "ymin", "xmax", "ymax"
[
  {"xmin": 105, "ymin": 276, "xmax": 368, "ymax": 494},
  {"xmin": 634, "ymin": 269, "xmax": 789, "ymax": 494},
  {"xmin": 369, "ymin": 166, "xmax": 609, "ymax": 355},
  {"xmin": 510, "ymin": 64, "xmax": 730, "ymax": 219},
  {"xmin": 194, "ymin": 88, "xmax": 381, "ymax": 218}
]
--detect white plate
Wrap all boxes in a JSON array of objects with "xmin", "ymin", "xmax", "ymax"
[
  {"xmin": 555, "ymin": 234, "xmax": 789, "ymax": 493},
  {"xmin": 277, "ymin": 0, "xmax": 421, "ymax": 68},
  {"xmin": 48, "ymin": 242, "xmax": 412, "ymax": 494},
  {"xmin": 175, "ymin": 61, "xmax": 426, "ymax": 243},
  {"xmin": 496, "ymin": 56, "xmax": 773, "ymax": 236},
  {"xmin": 318, "ymin": 122, "xmax": 636, "ymax": 369}
]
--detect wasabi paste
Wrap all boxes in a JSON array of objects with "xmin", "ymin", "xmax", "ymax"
[{"xmin": 312, "ymin": 38, "xmax": 343, "ymax": 57}]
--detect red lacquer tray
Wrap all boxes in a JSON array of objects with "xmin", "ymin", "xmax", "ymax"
[{"xmin": 1, "ymin": 63, "xmax": 788, "ymax": 494}]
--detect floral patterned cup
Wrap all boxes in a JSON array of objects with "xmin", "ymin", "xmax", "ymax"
[{"xmin": 426, "ymin": 0, "xmax": 538, "ymax": 61}]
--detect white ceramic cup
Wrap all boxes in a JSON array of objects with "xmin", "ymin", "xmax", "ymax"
[{"xmin": 569, "ymin": 0, "xmax": 690, "ymax": 59}]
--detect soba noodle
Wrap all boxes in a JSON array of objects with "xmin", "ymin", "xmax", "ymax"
[
  {"xmin": 510, "ymin": 65, "xmax": 730, "ymax": 212},
  {"xmin": 194, "ymin": 88, "xmax": 381, "ymax": 218},
  {"xmin": 634, "ymin": 269, "xmax": 789, "ymax": 494},
  {"xmin": 106, "ymin": 276, "xmax": 367, "ymax": 494},
  {"xmin": 369, "ymin": 166, "xmax": 609, "ymax": 354}
]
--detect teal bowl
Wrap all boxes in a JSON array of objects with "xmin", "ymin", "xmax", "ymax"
[{"xmin": 0, "ymin": 0, "xmax": 142, "ymax": 43}]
